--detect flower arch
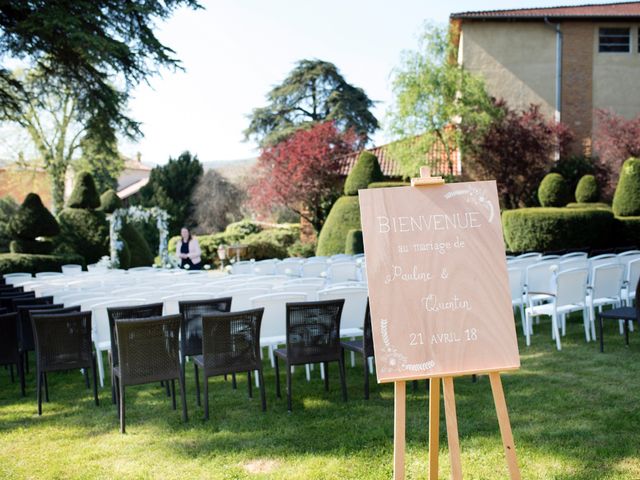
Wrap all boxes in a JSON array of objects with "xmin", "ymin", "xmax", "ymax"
[{"xmin": 108, "ymin": 206, "xmax": 170, "ymax": 268}]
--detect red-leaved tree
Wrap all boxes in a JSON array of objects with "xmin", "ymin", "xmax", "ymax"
[
  {"xmin": 462, "ymin": 100, "xmax": 573, "ymax": 209},
  {"xmin": 248, "ymin": 121, "xmax": 359, "ymax": 232},
  {"xmin": 594, "ymin": 109, "xmax": 640, "ymax": 197}
]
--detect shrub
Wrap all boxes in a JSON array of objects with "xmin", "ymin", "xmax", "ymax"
[
  {"xmin": 67, "ymin": 172, "xmax": 100, "ymax": 209},
  {"xmin": 9, "ymin": 193, "xmax": 59, "ymax": 240},
  {"xmin": 343, "ymin": 152, "xmax": 384, "ymax": 195},
  {"xmin": 575, "ymin": 175, "xmax": 599, "ymax": 203},
  {"xmin": 10, "ymin": 239, "xmax": 53, "ymax": 255},
  {"xmin": 120, "ymin": 223, "xmax": 154, "ymax": 267},
  {"xmin": 0, "ymin": 253, "xmax": 85, "ymax": 275},
  {"xmin": 0, "ymin": 197, "xmax": 18, "ymax": 252},
  {"xmin": 244, "ymin": 238, "xmax": 288, "ymax": 260},
  {"xmin": 316, "ymin": 197, "xmax": 361, "ymax": 256},
  {"xmin": 345, "ymin": 229, "xmax": 364, "ymax": 255},
  {"xmin": 616, "ymin": 216, "xmax": 640, "ymax": 246},
  {"xmin": 612, "ymin": 158, "xmax": 640, "ymax": 217},
  {"xmin": 538, "ymin": 173, "xmax": 569, "ymax": 207},
  {"xmin": 502, "ymin": 208, "xmax": 615, "ymax": 252},
  {"xmin": 99, "ymin": 189, "xmax": 123, "ymax": 213},
  {"xmin": 57, "ymin": 209, "xmax": 109, "ymax": 264},
  {"xmin": 553, "ymin": 155, "xmax": 596, "ymax": 194},
  {"xmin": 566, "ymin": 202, "xmax": 611, "ymax": 210},
  {"xmin": 367, "ymin": 181, "xmax": 409, "ymax": 189},
  {"xmin": 224, "ymin": 220, "xmax": 263, "ymax": 241},
  {"xmin": 287, "ymin": 240, "xmax": 316, "ymax": 258}
]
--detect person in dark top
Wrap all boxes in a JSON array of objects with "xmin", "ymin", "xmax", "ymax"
[{"xmin": 176, "ymin": 227, "xmax": 202, "ymax": 270}]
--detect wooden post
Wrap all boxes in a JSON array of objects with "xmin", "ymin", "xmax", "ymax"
[
  {"xmin": 443, "ymin": 377, "xmax": 463, "ymax": 480},
  {"xmin": 428, "ymin": 377, "xmax": 441, "ymax": 480},
  {"xmin": 489, "ymin": 372, "xmax": 521, "ymax": 480},
  {"xmin": 394, "ymin": 381, "xmax": 406, "ymax": 480}
]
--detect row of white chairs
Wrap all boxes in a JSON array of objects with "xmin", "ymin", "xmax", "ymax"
[{"xmin": 230, "ymin": 256, "xmax": 367, "ymax": 283}]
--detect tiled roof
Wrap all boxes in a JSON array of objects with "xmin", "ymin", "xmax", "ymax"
[
  {"xmin": 117, "ymin": 177, "xmax": 149, "ymax": 199},
  {"xmin": 451, "ymin": 2, "xmax": 640, "ymax": 19},
  {"xmin": 338, "ymin": 141, "xmax": 461, "ymax": 178}
]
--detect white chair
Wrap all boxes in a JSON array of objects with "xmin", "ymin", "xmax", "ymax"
[
  {"xmin": 623, "ymin": 258, "xmax": 640, "ymax": 306},
  {"xmin": 300, "ymin": 261, "xmax": 328, "ymax": 278},
  {"xmin": 617, "ymin": 252, "xmax": 640, "ymax": 278},
  {"xmin": 273, "ymin": 284, "xmax": 322, "ymax": 301},
  {"xmin": 127, "ymin": 266, "xmax": 155, "ymax": 272},
  {"xmin": 558, "ymin": 257, "xmax": 588, "ymax": 272},
  {"xmin": 317, "ymin": 286, "xmax": 368, "ymax": 337},
  {"xmin": 250, "ymin": 292, "xmax": 308, "ymax": 366},
  {"xmin": 508, "ymin": 267, "xmax": 525, "ymax": 335},
  {"xmin": 275, "ymin": 260, "xmax": 302, "ymax": 276},
  {"xmin": 587, "ymin": 263, "xmax": 625, "ymax": 341},
  {"xmin": 33, "ymin": 271, "xmax": 63, "ymax": 279},
  {"xmin": 61, "ymin": 264, "xmax": 83, "ymax": 275},
  {"xmin": 588, "ymin": 254, "xmax": 618, "ymax": 280},
  {"xmin": 561, "ymin": 252, "xmax": 588, "ymax": 260},
  {"xmin": 326, "ymin": 261, "xmax": 359, "ymax": 284},
  {"xmin": 524, "ymin": 261, "xmax": 557, "ymax": 308},
  {"xmin": 306, "ymin": 256, "xmax": 328, "ymax": 263},
  {"xmin": 283, "ymin": 278, "xmax": 326, "ymax": 287},
  {"xmin": 525, "ymin": 268, "xmax": 588, "ymax": 350},
  {"xmin": 330, "ymin": 254, "xmax": 352, "ymax": 262},
  {"xmin": 225, "ymin": 287, "xmax": 271, "ymax": 311},
  {"xmin": 358, "ymin": 263, "xmax": 368, "ymax": 283},
  {"xmin": 161, "ymin": 292, "xmax": 218, "ymax": 314},
  {"xmin": 253, "ymin": 259, "xmax": 279, "ymax": 275},
  {"xmin": 2, "ymin": 273, "xmax": 33, "ymax": 285},
  {"xmin": 517, "ymin": 252, "xmax": 542, "ymax": 260},
  {"xmin": 540, "ymin": 255, "xmax": 561, "ymax": 261},
  {"xmin": 231, "ymin": 261, "xmax": 254, "ymax": 275}
]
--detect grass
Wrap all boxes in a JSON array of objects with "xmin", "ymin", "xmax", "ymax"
[{"xmin": 1, "ymin": 315, "xmax": 640, "ymax": 479}]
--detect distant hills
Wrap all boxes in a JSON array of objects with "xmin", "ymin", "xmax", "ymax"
[{"xmin": 201, "ymin": 157, "xmax": 257, "ymax": 181}]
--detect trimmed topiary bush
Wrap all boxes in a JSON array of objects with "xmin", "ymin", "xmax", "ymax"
[
  {"xmin": 566, "ymin": 202, "xmax": 610, "ymax": 210},
  {"xmin": 287, "ymin": 240, "xmax": 316, "ymax": 258},
  {"xmin": 0, "ymin": 252, "xmax": 85, "ymax": 275},
  {"xmin": 99, "ymin": 189, "xmax": 123, "ymax": 213},
  {"xmin": 502, "ymin": 208, "xmax": 615, "ymax": 252},
  {"xmin": 57, "ymin": 209, "xmax": 109, "ymax": 264},
  {"xmin": 616, "ymin": 216, "xmax": 640, "ymax": 246},
  {"xmin": 10, "ymin": 239, "xmax": 54, "ymax": 255},
  {"xmin": 67, "ymin": 172, "xmax": 100, "ymax": 209},
  {"xmin": 316, "ymin": 197, "xmax": 361, "ymax": 256},
  {"xmin": 613, "ymin": 157, "xmax": 640, "ymax": 217},
  {"xmin": 345, "ymin": 229, "xmax": 364, "ymax": 255},
  {"xmin": 343, "ymin": 151, "xmax": 384, "ymax": 195},
  {"xmin": 367, "ymin": 181, "xmax": 409, "ymax": 189},
  {"xmin": 8, "ymin": 193, "xmax": 59, "ymax": 254},
  {"xmin": 575, "ymin": 174, "xmax": 599, "ymax": 203},
  {"xmin": 538, "ymin": 173, "xmax": 569, "ymax": 207},
  {"xmin": 120, "ymin": 223, "xmax": 154, "ymax": 267},
  {"xmin": 0, "ymin": 197, "xmax": 18, "ymax": 252}
]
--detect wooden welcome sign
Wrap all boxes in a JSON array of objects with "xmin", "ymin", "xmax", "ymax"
[{"xmin": 359, "ymin": 169, "xmax": 521, "ymax": 479}]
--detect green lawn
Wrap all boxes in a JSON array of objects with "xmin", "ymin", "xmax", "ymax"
[{"xmin": 1, "ymin": 315, "xmax": 639, "ymax": 479}]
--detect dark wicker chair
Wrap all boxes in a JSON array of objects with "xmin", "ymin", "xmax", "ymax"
[
  {"xmin": 0, "ymin": 285, "xmax": 23, "ymax": 293},
  {"xmin": 107, "ymin": 302, "xmax": 164, "ymax": 403},
  {"xmin": 0, "ymin": 291, "xmax": 35, "ymax": 310},
  {"xmin": 113, "ymin": 315, "xmax": 187, "ymax": 433},
  {"xmin": 0, "ymin": 307, "xmax": 7, "ymax": 314},
  {"xmin": 598, "ymin": 279, "xmax": 640, "ymax": 352},
  {"xmin": 11, "ymin": 295, "xmax": 53, "ymax": 312},
  {"xmin": 31, "ymin": 311, "xmax": 99, "ymax": 415},
  {"xmin": 178, "ymin": 297, "xmax": 232, "ymax": 382},
  {"xmin": 194, "ymin": 308, "xmax": 266, "ymax": 419},
  {"xmin": 274, "ymin": 299, "xmax": 346, "ymax": 412},
  {"xmin": 341, "ymin": 299, "xmax": 374, "ymax": 399},
  {"xmin": 0, "ymin": 312, "xmax": 25, "ymax": 396}
]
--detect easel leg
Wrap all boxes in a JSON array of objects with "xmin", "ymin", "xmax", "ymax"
[
  {"xmin": 443, "ymin": 377, "xmax": 463, "ymax": 480},
  {"xmin": 428, "ymin": 377, "xmax": 440, "ymax": 480},
  {"xmin": 489, "ymin": 372, "xmax": 521, "ymax": 480},
  {"xmin": 394, "ymin": 381, "xmax": 406, "ymax": 480}
]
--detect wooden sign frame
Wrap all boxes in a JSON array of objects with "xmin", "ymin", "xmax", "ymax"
[{"xmin": 363, "ymin": 167, "xmax": 521, "ymax": 479}]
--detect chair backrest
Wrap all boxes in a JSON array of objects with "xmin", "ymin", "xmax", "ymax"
[
  {"xmin": 618, "ymin": 249, "xmax": 640, "ymax": 258},
  {"xmin": 285, "ymin": 299, "xmax": 345, "ymax": 363},
  {"xmin": 558, "ymin": 257, "xmax": 588, "ymax": 272},
  {"xmin": 327, "ymin": 262, "xmax": 359, "ymax": 284},
  {"xmin": 250, "ymin": 292, "xmax": 308, "ymax": 339},
  {"xmin": 85, "ymin": 298, "xmax": 148, "ymax": 347},
  {"xmin": 555, "ymin": 268, "xmax": 588, "ymax": 307},
  {"xmin": 525, "ymin": 261, "xmax": 557, "ymax": 294},
  {"xmin": 561, "ymin": 252, "xmax": 588, "ymax": 260},
  {"xmin": 225, "ymin": 288, "xmax": 271, "ymax": 312},
  {"xmin": 591, "ymin": 263, "xmax": 625, "ymax": 299},
  {"xmin": 162, "ymin": 292, "xmax": 220, "ymax": 314},
  {"xmin": 540, "ymin": 255, "xmax": 561, "ymax": 261},
  {"xmin": 31, "ymin": 311, "xmax": 93, "ymax": 371},
  {"xmin": 16, "ymin": 303, "xmax": 64, "ymax": 352},
  {"xmin": 252, "ymin": 260, "xmax": 278, "ymax": 275},
  {"xmin": 178, "ymin": 297, "xmax": 232, "ymax": 357},
  {"xmin": 507, "ymin": 268, "xmax": 523, "ymax": 302},
  {"xmin": 317, "ymin": 286, "xmax": 368, "ymax": 331},
  {"xmin": 61, "ymin": 264, "xmax": 83, "ymax": 275},
  {"xmin": 359, "ymin": 263, "xmax": 368, "ymax": 283},
  {"xmin": 0, "ymin": 291, "xmax": 35, "ymax": 310},
  {"xmin": 200, "ymin": 308, "xmax": 264, "ymax": 375},
  {"xmin": 517, "ymin": 252, "xmax": 541, "ymax": 259},
  {"xmin": 300, "ymin": 262, "xmax": 327, "ymax": 278},
  {"xmin": 231, "ymin": 261, "xmax": 253, "ymax": 275},
  {"xmin": 0, "ymin": 285, "xmax": 23, "ymax": 293},
  {"xmin": 0, "ymin": 312, "xmax": 19, "ymax": 365},
  {"xmin": 115, "ymin": 315, "xmax": 182, "ymax": 384},
  {"xmin": 589, "ymin": 254, "xmax": 617, "ymax": 274},
  {"xmin": 11, "ymin": 296, "xmax": 53, "ymax": 312},
  {"xmin": 273, "ymin": 284, "xmax": 319, "ymax": 301},
  {"xmin": 283, "ymin": 278, "xmax": 326, "ymax": 287},
  {"xmin": 3, "ymin": 273, "xmax": 33, "ymax": 284},
  {"xmin": 306, "ymin": 256, "xmax": 328, "ymax": 263},
  {"xmin": 35, "ymin": 272, "xmax": 63, "ymax": 279},
  {"xmin": 275, "ymin": 261, "xmax": 301, "ymax": 276},
  {"xmin": 362, "ymin": 300, "xmax": 374, "ymax": 357},
  {"xmin": 107, "ymin": 302, "xmax": 164, "ymax": 367},
  {"xmin": 627, "ymin": 259, "xmax": 640, "ymax": 295}
]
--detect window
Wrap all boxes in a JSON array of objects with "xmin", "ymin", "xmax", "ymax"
[{"xmin": 599, "ymin": 27, "xmax": 630, "ymax": 52}]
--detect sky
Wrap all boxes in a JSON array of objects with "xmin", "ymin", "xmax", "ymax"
[{"xmin": 123, "ymin": 0, "xmax": 618, "ymax": 166}]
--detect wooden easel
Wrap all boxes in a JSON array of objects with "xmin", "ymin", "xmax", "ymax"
[{"xmin": 391, "ymin": 167, "xmax": 521, "ymax": 480}]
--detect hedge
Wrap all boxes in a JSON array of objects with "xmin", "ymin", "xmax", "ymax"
[
  {"xmin": 613, "ymin": 157, "xmax": 640, "ymax": 217},
  {"xmin": 538, "ymin": 173, "xmax": 569, "ymax": 207},
  {"xmin": 616, "ymin": 217, "xmax": 640, "ymax": 246},
  {"xmin": 565, "ymin": 202, "xmax": 611, "ymax": 210},
  {"xmin": 316, "ymin": 196, "xmax": 361, "ymax": 256},
  {"xmin": 575, "ymin": 174, "xmax": 599, "ymax": 203},
  {"xmin": 502, "ymin": 208, "xmax": 615, "ymax": 252},
  {"xmin": 57, "ymin": 209, "xmax": 109, "ymax": 264},
  {"xmin": 121, "ymin": 223, "xmax": 154, "ymax": 267},
  {"xmin": 10, "ymin": 239, "xmax": 54, "ymax": 255},
  {"xmin": 0, "ymin": 253, "xmax": 85, "ymax": 275},
  {"xmin": 9, "ymin": 193, "xmax": 59, "ymax": 240},
  {"xmin": 67, "ymin": 172, "xmax": 100, "ymax": 209},
  {"xmin": 343, "ymin": 151, "xmax": 384, "ymax": 195},
  {"xmin": 287, "ymin": 240, "xmax": 316, "ymax": 258},
  {"xmin": 345, "ymin": 229, "xmax": 364, "ymax": 255},
  {"xmin": 367, "ymin": 181, "xmax": 409, "ymax": 189},
  {"xmin": 99, "ymin": 189, "xmax": 123, "ymax": 213}
]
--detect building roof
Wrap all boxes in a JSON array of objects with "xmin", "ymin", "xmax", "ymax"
[
  {"xmin": 451, "ymin": 2, "xmax": 640, "ymax": 20},
  {"xmin": 338, "ymin": 140, "xmax": 460, "ymax": 178},
  {"xmin": 117, "ymin": 177, "xmax": 149, "ymax": 199}
]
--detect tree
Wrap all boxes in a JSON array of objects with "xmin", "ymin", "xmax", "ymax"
[
  {"xmin": 462, "ymin": 100, "xmax": 573, "ymax": 209},
  {"xmin": 245, "ymin": 60, "xmax": 378, "ymax": 147},
  {"xmin": 387, "ymin": 22, "xmax": 496, "ymax": 178},
  {"xmin": 0, "ymin": 1, "xmax": 201, "ymax": 139},
  {"xmin": 190, "ymin": 170, "xmax": 245, "ymax": 234},
  {"xmin": 248, "ymin": 122, "xmax": 359, "ymax": 233},
  {"xmin": 75, "ymin": 137, "xmax": 124, "ymax": 194},
  {"xmin": 136, "ymin": 151, "xmax": 203, "ymax": 235}
]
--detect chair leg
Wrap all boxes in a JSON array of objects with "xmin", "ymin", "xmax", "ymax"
[
  {"xmin": 552, "ymin": 313, "xmax": 562, "ymax": 351},
  {"xmin": 37, "ymin": 370, "xmax": 42, "ymax": 416},
  {"xmin": 258, "ymin": 368, "xmax": 266, "ymax": 412},
  {"xmin": 18, "ymin": 358, "xmax": 25, "ymax": 397},
  {"xmin": 339, "ymin": 351, "xmax": 347, "ymax": 402},
  {"xmin": 599, "ymin": 315, "xmax": 605, "ymax": 353},
  {"xmin": 24, "ymin": 351, "xmax": 29, "ymax": 374},
  {"xmin": 92, "ymin": 354, "xmax": 99, "ymax": 407},
  {"xmin": 171, "ymin": 379, "xmax": 177, "ymax": 410},
  {"xmin": 247, "ymin": 371, "xmax": 253, "ymax": 398},
  {"xmin": 119, "ymin": 380, "xmax": 126, "ymax": 434},
  {"xmin": 9, "ymin": 364, "xmax": 14, "ymax": 383},
  {"xmin": 203, "ymin": 375, "xmax": 209, "ymax": 420},
  {"xmin": 165, "ymin": 379, "xmax": 171, "ymax": 397},
  {"xmin": 363, "ymin": 354, "xmax": 370, "ymax": 400},
  {"xmin": 624, "ymin": 319, "xmax": 631, "ymax": 347},
  {"xmin": 286, "ymin": 362, "xmax": 292, "ymax": 412},
  {"xmin": 583, "ymin": 307, "xmax": 591, "ymax": 342},
  {"xmin": 274, "ymin": 356, "xmax": 281, "ymax": 399},
  {"xmin": 44, "ymin": 372, "xmax": 49, "ymax": 402},
  {"xmin": 194, "ymin": 364, "xmax": 201, "ymax": 407},
  {"xmin": 525, "ymin": 311, "xmax": 531, "ymax": 346},
  {"xmin": 232, "ymin": 373, "xmax": 237, "ymax": 390},
  {"xmin": 179, "ymin": 369, "xmax": 188, "ymax": 423},
  {"xmin": 84, "ymin": 368, "xmax": 90, "ymax": 389},
  {"xmin": 323, "ymin": 361, "xmax": 329, "ymax": 392}
]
